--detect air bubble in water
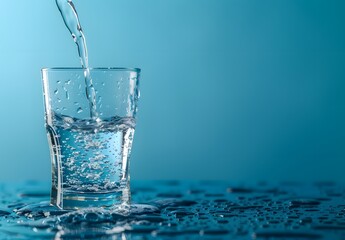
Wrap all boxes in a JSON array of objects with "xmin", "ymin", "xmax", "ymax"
[{"xmin": 77, "ymin": 107, "xmax": 83, "ymax": 113}]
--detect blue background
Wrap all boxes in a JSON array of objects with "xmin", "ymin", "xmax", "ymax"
[{"xmin": 0, "ymin": 0, "xmax": 344, "ymax": 182}]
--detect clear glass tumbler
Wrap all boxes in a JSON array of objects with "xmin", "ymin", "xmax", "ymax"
[{"xmin": 41, "ymin": 68, "xmax": 140, "ymax": 210}]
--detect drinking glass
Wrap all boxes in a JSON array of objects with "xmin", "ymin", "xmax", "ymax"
[{"xmin": 41, "ymin": 68, "xmax": 140, "ymax": 210}]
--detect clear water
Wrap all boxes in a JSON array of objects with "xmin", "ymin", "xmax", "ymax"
[
  {"xmin": 55, "ymin": 0, "xmax": 97, "ymax": 118},
  {"xmin": 52, "ymin": 0, "xmax": 139, "ymax": 210},
  {"xmin": 0, "ymin": 181, "xmax": 344, "ymax": 239},
  {"xmin": 47, "ymin": 113, "xmax": 135, "ymax": 209}
]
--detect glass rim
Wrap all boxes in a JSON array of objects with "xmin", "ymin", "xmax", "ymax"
[{"xmin": 41, "ymin": 67, "xmax": 141, "ymax": 73}]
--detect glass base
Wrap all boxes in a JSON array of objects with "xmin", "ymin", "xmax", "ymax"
[{"xmin": 51, "ymin": 188, "xmax": 131, "ymax": 210}]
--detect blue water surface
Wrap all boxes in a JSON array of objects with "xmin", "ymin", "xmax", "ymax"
[{"xmin": 0, "ymin": 181, "xmax": 344, "ymax": 239}]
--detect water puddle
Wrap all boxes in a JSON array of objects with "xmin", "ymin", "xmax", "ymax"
[{"xmin": 0, "ymin": 181, "xmax": 345, "ymax": 239}]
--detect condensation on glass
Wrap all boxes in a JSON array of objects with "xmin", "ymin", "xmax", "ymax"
[{"xmin": 42, "ymin": 68, "xmax": 140, "ymax": 210}]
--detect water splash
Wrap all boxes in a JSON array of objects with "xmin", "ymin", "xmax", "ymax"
[{"xmin": 1, "ymin": 181, "xmax": 345, "ymax": 239}]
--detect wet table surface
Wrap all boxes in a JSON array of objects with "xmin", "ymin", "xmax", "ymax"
[{"xmin": 0, "ymin": 181, "xmax": 345, "ymax": 239}]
